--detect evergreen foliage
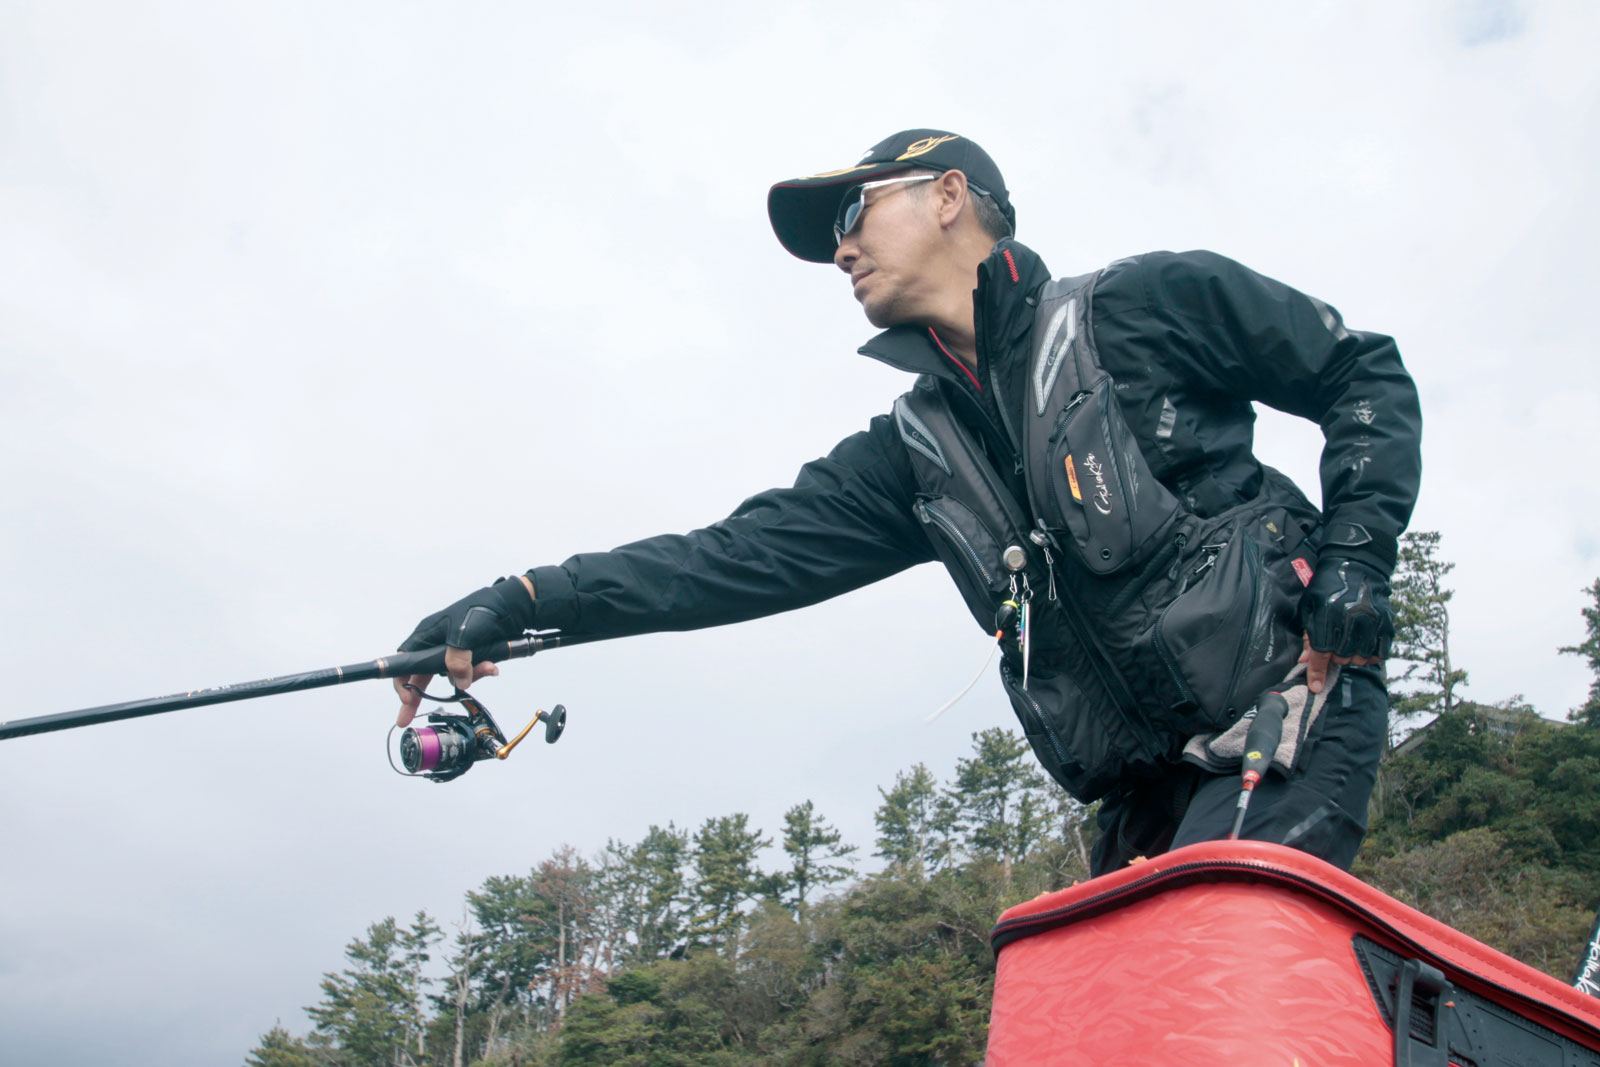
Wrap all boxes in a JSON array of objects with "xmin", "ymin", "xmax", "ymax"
[
  {"xmin": 249, "ymin": 547, "xmax": 1600, "ymax": 1066},
  {"xmin": 1387, "ymin": 531, "xmax": 1469, "ymax": 734},
  {"xmin": 1560, "ymin": 579, "xmax": 1600, "ymax": 726}
]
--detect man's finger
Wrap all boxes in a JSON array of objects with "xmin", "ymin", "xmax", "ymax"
[
  {"xmin": 395, "ymin": 673, "xmax": 428, "ymax": 727},
  {"xmin": 445, "ymin": 646, "xmax": 474, "ymax": 691},
  {"xmin": 1304, "ymin": 646, "xmax": 1333, "ymax": 694}
]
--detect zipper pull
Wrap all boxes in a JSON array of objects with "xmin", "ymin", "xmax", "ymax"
[
  {"xmin": 1191, "ymin": 541, "xmax": 1227, "ymax": 583},
  {"xmin": 1029, "ymin": 526, "xmax": 1058, "ymax": 601},
  {"xmin": 1030, "ymin": 524, "xmax": 1056, "ymax": 601},
  {"xmin": 1167, "ymin": 532, "xmax": 1189, "ymax": 581}
]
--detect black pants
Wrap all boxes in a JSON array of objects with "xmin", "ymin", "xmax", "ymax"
[{"xmin": 1089, "ymin": 665, "xmax": 1388, "ymax": 877}]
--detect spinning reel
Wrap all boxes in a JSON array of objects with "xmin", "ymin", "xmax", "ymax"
[{"xmin": 389, "ymin": 685, "xmax": 567, "ymax": 783}]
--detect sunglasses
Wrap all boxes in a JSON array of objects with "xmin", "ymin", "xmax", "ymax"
[{"xmin": 833, "ymin": 173, "xmax": 938, "ymax": 245}]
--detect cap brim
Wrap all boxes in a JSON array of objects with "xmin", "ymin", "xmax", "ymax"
[{"xmin": 767, "ymin": 161, "xmax": 916, "ymax": 264}]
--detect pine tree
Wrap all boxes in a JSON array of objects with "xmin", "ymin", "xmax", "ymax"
[
  {"xmin": 947, "ymin": 728, "xmax": 1052, "ymax": 883},
  {"xmin": 465, "ymin": 873, "xmax": 544, "ymax": 1049},
  {"xmin": 433, "ymin": 911, "xmax": 477, "ymax": 1067},
  {"xmin": 600, "ymin": 823, "xmax": 691, "ymax": 965},
  {"xmin": 526, "ymin": 845, "xmax": 601, "ymax": 1021},
  {"xmin": 775, "ymin": 800, "xmax": 857, "ymax": 917},
  {"xmin": 687, "ymin": 813, "xmax": 771, "ymax": 950},
  {"xmin": 874, "ymin": 762, "xmax": 954, "ymax": 874},
  {"xmin": 1388, "ymin": 531, "xmax": 1468, "ymax": 735},
  {"xmin": 1560, "ymin": 578, "xmax": 1600, "ymax": 726},
  {"xmin": 397, "ymin": 910, "xmax": 441, "ymax": 1062},
  {"xmin": 304, "ymin": 917, "xmax": 415, "ymax": 1067},
  {"xmin": 243, "ymin": 1023, "xmax": 319, "ymax": 1067}
]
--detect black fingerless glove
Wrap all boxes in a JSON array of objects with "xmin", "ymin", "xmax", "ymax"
[
  {"xmin": 399, "ymin": 576, "xmax": 538, "ymax": 653},
  {"xmin": 1298, "ymin": 557, "xmax": 1394, "ymax": 659}
]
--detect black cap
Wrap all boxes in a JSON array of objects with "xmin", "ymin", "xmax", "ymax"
[{"xmin": 767, "ymin": 129, "xmax": 1014, "ymax": 263}]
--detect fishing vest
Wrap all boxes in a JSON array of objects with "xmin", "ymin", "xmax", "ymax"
[{"xmin": 894, "ymin": 271, "xmax": 1321, "ymax": 800}]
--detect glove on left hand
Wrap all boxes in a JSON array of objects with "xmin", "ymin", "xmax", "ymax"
[
  {"xmin": 1298, "ymin": 556, "xmax": 1394, "ymax": 660},
  {"xmin": 399, "ymin": 577, "xmax": 538, "ymax": 655}
]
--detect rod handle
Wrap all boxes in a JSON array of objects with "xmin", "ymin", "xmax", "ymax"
[{"xmin": 377, "ymin": 634, "xmax": 557, "ymax": 679}]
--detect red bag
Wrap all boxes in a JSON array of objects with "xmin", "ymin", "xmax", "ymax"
[{"xmin": 987, "ymin": 841, "xmax": 1600, "ymax": 1065}]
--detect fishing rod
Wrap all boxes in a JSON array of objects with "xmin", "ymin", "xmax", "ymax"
[{"xmin": 0, "ymin": 631, "xmax": 594, "ymax": 783}]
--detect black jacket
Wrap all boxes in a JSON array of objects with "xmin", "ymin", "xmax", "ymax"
[{"xmin": 526, "ymin": 242, "xmax": 1421, "ymax": 646}]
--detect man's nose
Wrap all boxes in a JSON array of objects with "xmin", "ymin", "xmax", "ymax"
[{"xmin": 833, "ymin": 239, "xmax": 857, "ymax": 273}]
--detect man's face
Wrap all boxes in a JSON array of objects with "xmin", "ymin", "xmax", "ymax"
[{"xmin": 832, "ymin": 174, "xmax": 945, "ymax": 329}]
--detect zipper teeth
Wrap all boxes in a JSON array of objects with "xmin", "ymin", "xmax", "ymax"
[
  {"xmin": 1151, "ymin": 606, "xmax": 1200, "ymax": 706},
  {"xmin": 1045, "ymin": 391, "xmax": 1094, "ymax": 523},
  {"xmin": 1045, "ymin": 571, "xmax": 1160, "ymax": 758},
  {"xmin": 1101, "ymin": 532, "xmax": 1183, "ymax": 619},
  {"xmin": 988, "ymin": 343, "xmax": 1021, "ymax": 461},
  {"xmin": 1002, "ymin": 661, "xmax": 1072, "ymax": 766},
  {"xmin": 988, "ymin": 859, "xmax": 1600, "ymax": 1041},
  {"xmin": 1221, "ymin": 538, "xmax": 1263, "ymax": 707},
  {"xmin": 918, "ymin": 501, "xmax": 995, "ymax": 587}
]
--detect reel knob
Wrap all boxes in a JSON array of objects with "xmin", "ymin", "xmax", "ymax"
[{"xmin": 542, "ymin": 704, "xmax": 567, "ymax": 744}]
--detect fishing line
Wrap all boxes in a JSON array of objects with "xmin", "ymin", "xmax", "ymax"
[{"xmin": 925, "ymin": 633, "xmax": 1002, "ymax": 724}]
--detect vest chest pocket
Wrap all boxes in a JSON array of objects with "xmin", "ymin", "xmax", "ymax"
[{"xmin": 1045, "ymin": 379, "xmax": 1182, "ymax": 576}]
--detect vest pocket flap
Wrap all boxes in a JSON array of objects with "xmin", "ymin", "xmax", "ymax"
[{"xmin": 1047, "ymin": 382, "xmax": 1181, "ymax": 576}]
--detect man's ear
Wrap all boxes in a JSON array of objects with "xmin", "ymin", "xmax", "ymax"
[{"xmin": 932, "ymin": 169, "xmax": 970, "ymax": 230}]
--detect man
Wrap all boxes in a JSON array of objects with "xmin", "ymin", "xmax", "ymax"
[{"xmin": 396, "ymin": 130, "xmax": 1420, "ymax": 875}]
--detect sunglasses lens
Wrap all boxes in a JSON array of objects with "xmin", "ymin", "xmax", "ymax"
[{"xmin": 834, "ymin": 191, "xmax": 865, "ymax": 244}]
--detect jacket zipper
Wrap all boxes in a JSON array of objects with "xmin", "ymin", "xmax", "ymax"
[{"xmin": 915, "ymin": 499, "xmax": 996, "ymax": 589}]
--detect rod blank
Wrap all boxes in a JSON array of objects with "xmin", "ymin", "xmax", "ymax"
[{"xmin": 0, "ymin": 632, "xmax": 584, "ymax": 741}]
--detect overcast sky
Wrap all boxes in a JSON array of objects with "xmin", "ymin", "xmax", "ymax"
[{"xmin": 3, "ymin": 2, "xmax": 1597, "ymax": 1064}]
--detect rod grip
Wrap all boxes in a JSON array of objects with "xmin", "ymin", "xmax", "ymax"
[{"xmin": 378, "ymin": 635, "xmax": 547, "ymax": 678}]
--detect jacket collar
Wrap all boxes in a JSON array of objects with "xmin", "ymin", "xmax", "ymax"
[{"xmin": 856, "ymin": 237, "xmax": 1051, "ymax": 389}]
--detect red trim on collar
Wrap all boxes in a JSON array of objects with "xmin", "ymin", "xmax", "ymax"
[
  {"xmin": 928, "ymin": 328, "xmax": 981, "ymax": 391},
  {"xmin": 1002, "ymin": 248, "xmax": 1020, "ymax": 283}
]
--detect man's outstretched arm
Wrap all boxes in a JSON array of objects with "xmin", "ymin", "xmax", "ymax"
[{"xmin": 394, "ymin": 414, "xmax": 932, "ymax": 723}]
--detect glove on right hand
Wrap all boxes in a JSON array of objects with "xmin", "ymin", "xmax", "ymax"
[
  {"xmin": 1298, "ymin": 556, "xmax": 1394, "ymax": 660},
  {"xmin": 399, "ymin": 577, "xmax": 537, "ymax": 655}
]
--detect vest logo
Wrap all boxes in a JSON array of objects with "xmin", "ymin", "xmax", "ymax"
[
  {"xmin": 896, "ymin": 134, "xmax": 959, "ymax": 161},
  {"xmin": 1064, "ymin": 454, "xmax": 1083, "ymax": 501},
  {"xmin": 1292, "ymin": 558, "xmax": 1314, "ymax": 587},
  {"xmin": 1083, "ymin": 453, "xmax": 1113, "ymax": 515}
]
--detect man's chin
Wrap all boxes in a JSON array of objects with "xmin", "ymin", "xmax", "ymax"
[{"xmin": 860, "ymin": 297, "xmax": 903, "ymax": 330}]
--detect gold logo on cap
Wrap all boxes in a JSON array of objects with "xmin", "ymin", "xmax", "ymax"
[
  {"xmin": 800, "ymin": 163, "xmax": 878, "ymax": 180},
  {"xmin": 897, "ymin": 134, "xmax": 959, "ymax": 160}
]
